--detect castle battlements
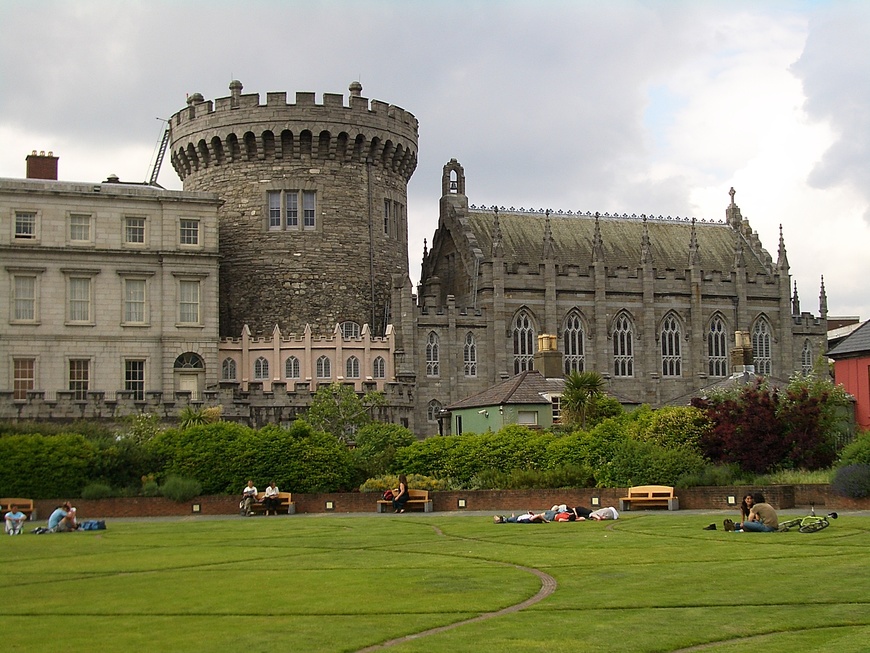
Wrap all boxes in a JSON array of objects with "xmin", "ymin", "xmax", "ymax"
[{"xmin": 169, "ymin": 80, "xmax": 418, "ymax": 182}]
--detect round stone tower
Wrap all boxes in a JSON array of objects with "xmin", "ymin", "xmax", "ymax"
[{"xmin": 168, "ymin": 80, "xmax": 418, "ymax": 337}]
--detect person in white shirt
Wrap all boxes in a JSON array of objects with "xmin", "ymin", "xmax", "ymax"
[
  {"xmin": 5, "ymin": 505, "xmax": 27, "ymax": 535},
  {"xmin": 240, "ymin": 480, "xmax": 258, "ymax": 516},
  {"xmin": 262, "ymin": 481, "xmax": 280, "ymax": 515}
]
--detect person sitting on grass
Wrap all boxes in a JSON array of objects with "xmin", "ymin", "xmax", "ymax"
[
  {"xmin": 4, "ymin": 504, "xmax": 27, "ymax": 535},
  {"xmin": 724, "ymin": 493, "xmax": 777, "ymax": 532},
  {"xmin": 493, "ymin": 511, "xmax": 550, "ymax": 524},
  {"xmin": 47, "ymin": 502, "xmax": 78, "ymax": 532}
]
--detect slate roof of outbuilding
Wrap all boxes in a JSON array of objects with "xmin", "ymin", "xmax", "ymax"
[
  {"xmin": 446, "ymin": 370, "xmax": 563, "ymax": 410},
  {"xmin": 827, "ymin": 319, "xmax": 870, "ymax": 358},
  {"xmin": 465, "ymin": 210, "xmax": 773, "ymax": 275}
]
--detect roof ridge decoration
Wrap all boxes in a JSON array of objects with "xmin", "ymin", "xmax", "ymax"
[
  {"xmin": 467, "ymin": 205, "xmax": 723, "ymax": 224},
  {"xmin": 491, "ymin": 207, "xmax": 504, "ymax": 258},
  {"xmin": 640, "ymin": 217, "xmax": 652, "ymax": 265}
]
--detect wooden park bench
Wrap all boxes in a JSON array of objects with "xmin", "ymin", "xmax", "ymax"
[
  {"xmin": 618, "ymin": 485, "xmax": 679, "ymax": 511},
  {"xmin": 377, "ymin": 488, "xmax": 433, "ymax": 513},
  {"xmin": 0, "ymin": 498, "xmax": 35, "ymax": 520},
  {"xmin": 246, "ymin": 491, "xmax": 296, "ymax": 515}
]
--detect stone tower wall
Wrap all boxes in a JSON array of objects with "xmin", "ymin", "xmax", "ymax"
[{"xmin": 168, "ymin": 81, "xmax": 418, "ymax": 337}]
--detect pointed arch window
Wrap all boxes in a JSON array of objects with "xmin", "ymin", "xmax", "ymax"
[
  {"xmin": 346, "ymin": 356, "xmax": 361, "ymax": 379},
  {"xmin": 285, "ymin": 356, "xmax": 300, "ymax": 379},
  {"xmin": 708, "ymin": 316, "xmax": 728, "ymax": 377},
  {"xmin": 426, "ymin": 331, "xmax": 440, "ymax": 377},
  {"xmin": 316, "ymin": 355, "xmax": 331, "ymax": 379},
  {"xmin": 563, "ymin": 312, "xmax": 586, "ymax": 374},
  {"xmin": 613, "ymin": 313, "xmax": 634, "ymax": 377},
  {"xmin": 513, "ymin": 310, "xmax": 536, "ymax": 374},
  {"xmin": 801, "ymin": 340, "xmax": 813, "ymax": 374},
  {"xmin": 221, "ymin": 358, "xmax": 237, "ymax": 381},
  {"xmin": 463, "ymin": 332, "xmax": 477, "ymax": 377},
  {"xmin": 661, "ymin": 314, "xmax": 682, "ymax": 377},
  {"xmin": 427, "ymin": 399, "xmax": 443, "ymax": 423},
  {"xmin": 253, "ymin": 357, "xmax": 270, "ymax": 380},
  {"xmin": 373, "ymin": 356, "xmax": 386, "ymax": 379},
  {"xmin": 752, "ymin": 317, "xmax": 772, "ymax": 375}
]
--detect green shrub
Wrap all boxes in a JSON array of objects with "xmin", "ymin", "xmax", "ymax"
[
  {"xmin": 81, "ymin": 482, "xmax": 114, "ymax": 500},
  {"xmin": 838, "ymin": 430, "xmax": 870, "ymax": 466},
  {"xmin": 595, "ymin": 439, "xmax": 707, "ymax": 487},
  {"xmin": 160, "ymin": 475, "xmax": 202, "ymax": 502},
  {"xmin": 359, "ymin": 474, "xmax": 449, "ymax": 493},
  {"xmin": 142, "ymin": 480, "xmax": 160, "ymax": 497},
  {"xmin": 353, "ymin": 422, "xmax": 415, "ymax": 478},
  {"xmin": 0, "ymin": 433, "xmax": 98, "ymax": 498},
  {"xmin": 471, "ymin": 464, "xmax": 594, "ymax": 490},
  {"xmin": 675, "ymin": 463, "xmax": 744, "ymax": 488},
  {"xmin": 830, "ymin": 463, "xmax": 870, "ymax": 498}
]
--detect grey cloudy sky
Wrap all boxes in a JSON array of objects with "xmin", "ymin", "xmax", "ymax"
[{"xmin": 2, "ymin": 0, "xmax": 869, "ymax": 320}]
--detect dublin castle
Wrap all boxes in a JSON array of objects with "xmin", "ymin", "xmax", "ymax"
[{"xmin": 0, "ymin": 81, "xmax": 828, "ymax": 435}]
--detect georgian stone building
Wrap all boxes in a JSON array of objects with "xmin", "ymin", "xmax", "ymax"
[
  {"xmin": 0, "ymin": 152, "xmax": 222, "ymax": 407},
  {"xmin": 393, "ymin": 160, "xmax": 828, "ymax": 434}
]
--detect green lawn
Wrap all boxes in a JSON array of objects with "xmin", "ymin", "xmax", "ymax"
[{"xmin": 2, "ymin": 513, "xmax": 869, "ymax": 652}]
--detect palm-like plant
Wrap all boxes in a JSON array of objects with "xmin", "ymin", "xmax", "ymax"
[{"xmin": 561, "ymin": 370, "xmax": 605, "ymax": 429}]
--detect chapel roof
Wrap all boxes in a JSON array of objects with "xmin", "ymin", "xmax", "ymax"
[{"xmin": 463, "ymin": 210, "xmax": 773, "ymax": 275}]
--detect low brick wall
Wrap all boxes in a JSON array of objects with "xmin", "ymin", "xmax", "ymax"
[{"xmin": 29, "ymin": 485, "xmax": 870, "ymax": 521}]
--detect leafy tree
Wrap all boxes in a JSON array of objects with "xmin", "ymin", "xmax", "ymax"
[
  {"xmin": 305, "ymin": 383, "xmax": 385, "ymax": 443},
  {"xmin": 352, "ymin": 422, "xmax": 415, "ymax": 478},
  {"xmin": 630, "ymin": 405, "xmax": 709, "ymax": 453},
  {"xmin": 561, "ymin": 371, "xmax": 605, "ymax": 429}
]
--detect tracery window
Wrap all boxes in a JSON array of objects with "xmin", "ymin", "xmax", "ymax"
[
  {"xmin": 612, "ymin": 313, "xmax": 634, "ymax": 377},
  {"xmin": 346, "ymin": 356, "xmax": 360, "ymax": 378},
  {"xmin": 427, "ymin": 399, "xmax": 443, "ymax": 423},
  {"xmin": 661, "ymin": 314, "xmax": 682, "ymax": 377},
  {"xmin": 373, "ymin": 356, "xmax": 386, "ymax": 379},
  {"xmin": 316, "ymin": 355, "xmax": 331, "ymax": 379},
  {"xmin": 801, "ymin": 340, "xmax": 813, "ymax": 375},
  {"xmin": 752, "ymin": 317, "xmax": 772, "ymax": 375},
  {"xmin": 426, "ymin": 332, "xmax": 440, "ymax": 377},
  {"xmin": 513, "ymin": 311, "xmax": 535, "ymax": 374},
  {"xmin": 285, "ymin": 356, "xmax": 300, "ymax": 379},
  {"xmin": 708, "ymin": 316, "xmax": 728, "ymax": 377},
  {"xmin": 463, "ymin": 332, "xmax": 477, "ymax": 377},
  {"xmin": 563, "ymin": 312, "xmax": 586, "ymax": 374},
  {"xmin": 221, "ymin": 358, "xmax": 237, "ymax": 381}
]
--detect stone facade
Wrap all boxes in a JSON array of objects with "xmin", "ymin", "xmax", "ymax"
[
  {"xmin": 0, "ymin": 171, "xmax": 222, "ymax": 403},
  {"xmin": 396, "ymin": 161, "xmax": 829, "ymax": 434},
  {"xmin": 168, "ymin": 81, "xmax": 418, "ymax": 338}
]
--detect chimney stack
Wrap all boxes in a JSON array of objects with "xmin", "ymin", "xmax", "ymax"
[{"xmin": 26, "ymin": 150, "xmax": 58, "ymax": 180}]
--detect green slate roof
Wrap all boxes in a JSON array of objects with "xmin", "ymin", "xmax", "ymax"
[
  {"xmin": 465, "ymin": 210, "xmax": 773, "ymax": 275},
  {"xmin": 447, "ymin": 370, "xmax": 563, "ymax": 410}
]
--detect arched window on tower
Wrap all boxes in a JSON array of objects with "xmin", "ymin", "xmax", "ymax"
[
  {"xmin": 708, "ymin": 316, "xmax": 728, "ymax": 377},
  {"xmin": 463, "ymin": 332, "xmax": 477, "ymax": 377},
  {"xmin": 426, "ymin": 332, "xmax": 440, "ymax": 377},
  {"xmin": 612, "ymin": 313, "xmax": 634, "ymax": 377},
  {"xmin": 661, "ymin": 314, "xmax": 682, "ymax": 377},
  {"xmin": 752, "ymin": 317, "xmax": 772, "ymax": 375},
  {"xmin": 801, "ymin": 339, "xmax": 813, "ymax": 374},
  {"xmin": 253, "ymin": 357, "xmax": 269, "ymax": 380},
  {"xmin": 341, "ymin": 321, "xmax": 360, "ymax": 339},
  {"xmin": 563, "ymin": 312, "xmax": 586, "ymax": 374},
  {"xmin": 285, "ymin": 356, "xmax": 300, "ymax": 379},
  {"xmin": 513, "ymin": 311, "xmax": 536, "ymax": 374}
]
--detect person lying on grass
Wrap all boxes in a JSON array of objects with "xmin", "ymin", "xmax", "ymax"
[{"xmin": 493, "ymin": 511, "xmax": 550, "ymax": 524}]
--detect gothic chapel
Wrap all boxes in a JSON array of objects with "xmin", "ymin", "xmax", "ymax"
[{"xmin": 392, "ymin": 159, "xmax": 828, "ymax": 434}]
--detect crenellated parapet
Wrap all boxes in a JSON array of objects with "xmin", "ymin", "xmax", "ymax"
[{"xmin": 169, "ymin": 81, "xmax": 419, "ymax": 182}]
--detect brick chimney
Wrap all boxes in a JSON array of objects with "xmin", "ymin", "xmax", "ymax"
[{"xmin": 26, "ymin": 150, "xmax": 58, "ymax": 180}]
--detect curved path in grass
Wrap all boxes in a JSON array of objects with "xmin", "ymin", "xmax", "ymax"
[
  {"xmin": 355, "ymin": 564, "xmax": 556, "ymax": 652},
  {"xmin": 354, "ymin": 524, "xmax": 557, "ymax": 652}
]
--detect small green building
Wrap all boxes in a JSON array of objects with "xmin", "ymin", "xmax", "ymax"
[{"xmin": 444, "ymin": 370, "xmax": 564, "ymax": 434}]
